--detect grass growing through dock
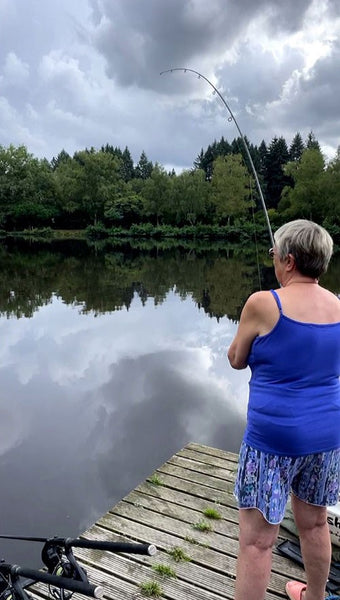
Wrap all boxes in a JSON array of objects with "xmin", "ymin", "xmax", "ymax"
[
  {"xmin": 184, "ymin": 535, "xmax": 209, "ymax": 548},
  {"xmin": 139, "ymin": 581, "xmax": 163, "ymax": 597},
  {"xmin": 203, "ymin": 507, "xmax": 222, "ymax": 519},
  {"xmin": 167, "ymin": 546, "xmax": 191, "ymax": 562},
  {"xmin": 152, "ymin": 564, "xmax": 177, "ymax": 578},
  {"xmin": 149, "ymin": 473, "xmax": 163, "ymax": 485},
  {"xmin": 192, "ymin": 519, "xmax": 213, "ymax": 532}
]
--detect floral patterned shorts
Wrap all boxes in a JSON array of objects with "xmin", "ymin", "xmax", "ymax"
[{"xmin": 234, "ymin": 442, "xmax": 340, "ymax": 524}]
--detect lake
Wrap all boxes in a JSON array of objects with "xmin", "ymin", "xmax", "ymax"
[{"xmin": 0, "ymin": 237, "xmax": 339, "ymax": 567}]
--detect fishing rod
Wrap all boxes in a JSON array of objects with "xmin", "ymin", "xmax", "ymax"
[
  {"xmin": 0, "ymin": 535, "xmax": 157, "ymax": 555},
  {"xmin": 0, "ymin": 561, "xmax": 103, "ymax": 600},
  {"xmin": 160, "ymin": 67, "xmax": 275, "ymax": 248},
  {"xmin": 0, "ymin": 535, "xmax": 156, "ymax": 600}
]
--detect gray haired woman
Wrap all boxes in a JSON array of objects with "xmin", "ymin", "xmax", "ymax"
[{"xmin": 228, "ymin": 219, "xmax": 340, "ymax": 600}]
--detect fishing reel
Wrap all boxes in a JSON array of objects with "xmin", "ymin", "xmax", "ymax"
[{"xmin": 41, "ymin": 541, "xmax": 88, "ymax": 600}]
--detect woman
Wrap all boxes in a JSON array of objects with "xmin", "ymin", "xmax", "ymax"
[{"xmin": 228, "ymin": 219, "xmax": 340, "ymax": 600}]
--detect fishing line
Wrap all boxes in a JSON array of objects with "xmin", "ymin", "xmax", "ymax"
[
  {"xmin": 160, "ymin": 67, "xmax": 274, "ymax": 247},
  {"xmin": 250, "ymin": 175, "xmax": 262, "ymax": 290}
]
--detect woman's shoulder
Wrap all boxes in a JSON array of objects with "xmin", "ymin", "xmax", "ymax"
[
  {"xmin": 244, "ymin": 290, "xmax": 279, "ymax": 323},
  {"xmin": 245, "ymin": 290, "xmax": 277, "ymax": 311}
]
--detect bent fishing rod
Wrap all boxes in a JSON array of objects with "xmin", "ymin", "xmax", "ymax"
[{"xmin": 160, "ymin": 67, "xmax": 275, "ymax": 248}]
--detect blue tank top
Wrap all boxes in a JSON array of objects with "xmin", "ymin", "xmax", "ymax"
[{"xmin": 244, "ymin": 289, "xmax": 340, "ymax": 456}]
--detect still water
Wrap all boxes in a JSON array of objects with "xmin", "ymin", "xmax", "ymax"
[{"xmin": 0, "ymin": 238, "xmax": 339, "ymax": 567}]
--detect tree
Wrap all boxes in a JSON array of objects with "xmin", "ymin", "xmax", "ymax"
[
  {"xmin": 54, "ymin": 150, "xmax": 122, "ymax": 226},
  {"xmin": 210, "ymin": 154, "xmax": 253, "ymax": 225},
  {"xmin": 135, "ymin": 151, "xmax": 153, "ymax": 179},
  {"xmin": 171, "ymin": 169, "xmax": 208, "ymax": 225},
  {"xmin": 306, "ymin": 131, "xmax": 320, "ymax": 151},
  {"xmin": 75, "ymin": 150, "xmax": 122, "ymax": 224},
  {"xmin": 322, "ymin": 147, "xmax": 340, "ymax": 224},
  {"xmin": 289, "ymin": 133, "xmax": 305, "ymax": 161},
  {"xmin": 279, "ymin": 148, "xmax": 326, "ymax": 221},
  {"xmin": 264, "ymin": 136, "xmax": 291, "ymax": 209},
  {"xmin": 141, "ymin": 164, "xmax": 171, "ymax": 225},
  {"xmin": 51, "ymin": 149, "xmax": 71, "ymax": 171},
  {"xmin": 121, "ymin": 147, "xmax": 134, "ymax": 182},
  {"xmin": 0, "ymin": 145, "xmax": 58, "ymax": 228},
  {"xmin": 104, "ymin": 181, "xmax": 143, "ymax": 227},
  {"xmin": 194, "ymin": 140, "xmax": 221, "ymax": 181}
]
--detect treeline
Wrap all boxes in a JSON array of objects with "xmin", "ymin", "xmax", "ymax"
[{"xmin": 0, "ymin": 132, "xmax": 339, "ymax": 235}]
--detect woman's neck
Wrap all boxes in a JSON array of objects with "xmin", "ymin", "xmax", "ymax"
[{"xmin": 282, "ymin": 273, "xmax": 319, "ymax": 287}]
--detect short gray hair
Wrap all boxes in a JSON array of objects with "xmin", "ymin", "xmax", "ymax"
[{"xmin": 274, "ymin": 219, "xmax": 333, "ymax": 278}]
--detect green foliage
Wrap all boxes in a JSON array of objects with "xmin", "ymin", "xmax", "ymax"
[
  {"xmin": 306, "ymin": 131, "xmax": 320, "ymax": 151},
  {"xmin": 264, "ymin": 136, "xmax": 291, "ymax": 209},
  {"xmin": 0, "ymin": 129, "xmax": 339, "ymax": 234},
  {"xmin": 152, "ymin": 564, "xmax": 177, "ymax": 578},
  {"xmin": 104, "ymin": 183, "xmax": 143, "ymax": 227},
  {"xmin": 2, "ymin": 238, "xmax": 339, "ymax": 322},
  {"xmin": 203, "ymin": 507, "xmax": 222, "ymax": 519},
  {"xmin": 289, "ymin": 133, "xmax": 305, "ymax": 161},
  {"xmin": 71, "ymin": 149, "xmax": 122, "ymax": 224},
  {"xmin": 149, "ymin": 473, "xmax": 163, "ymax": 485},
  {"xmin": 139, "ymin": 581, "xmax": 163, "ymax": 597},
  {"xmin": 279, "ymin": 148, "xmax": 326, "ymax": 221},
  {"xmin": 0, "ymin": 145, "xmax": 59, "ymax": 228},
  {"xmin": 142, "ymin": 164, "xmax": 171, "ymax": 225},
  {"xmin": 171, "ymin": 169, "xmax": 208, "ymax": 225},
  {"xmin": 135, "ymin": 150, "xmax": 153, "ymax": 179},
  {"xmin": 20, "ymin": 227, "xmax": 54, "ymax": 238},
  {"xmin": 85, "ymin": 223, "xmax": 109, "ymax": 240},
  {"xmin": 210, "ymin": 154, "xmax": 254, "ymax": 224},
  {"xmin": 192, "ymin": 520, "xmax": 213, "ymax": 532},
  {"xmin": 167, "ymin": 547, "xmax": 191, "ymax": 562}
]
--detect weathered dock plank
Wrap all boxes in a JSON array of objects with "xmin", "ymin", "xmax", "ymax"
[{"xmin": 30, "ymin": 444, "xmax": 308, "ymax": 600}]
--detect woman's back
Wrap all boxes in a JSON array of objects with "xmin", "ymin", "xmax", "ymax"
[
  {"xmin": 276, "ymin": 284, "xmax": 340, "ymax": 324},
  {"xmin": 246, "ymin": 287, "xmax": 340, "ymax": 456}
]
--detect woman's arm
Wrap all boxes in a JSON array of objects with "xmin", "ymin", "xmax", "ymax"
[{"xmin": 227, "ymin": 293, "xmax": 264, "ymax": 369}]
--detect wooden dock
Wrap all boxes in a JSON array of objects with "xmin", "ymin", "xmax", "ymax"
[
  {"xmin": 69, "ymin": 442, "xmax": 306, "ymax": 600},
  {"xmin": 31, "ymin": 443, "xmax": 307, "ymax": 600}
]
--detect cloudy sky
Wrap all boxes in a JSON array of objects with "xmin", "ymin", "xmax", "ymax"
[{"xmin": 1, "ymin": 0, "xmax": 339, "ymax": 170}]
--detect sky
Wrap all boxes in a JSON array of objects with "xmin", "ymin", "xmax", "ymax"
[{"xmin": 0, "ymin": 0, "xmax": 339, "ymax": 171}]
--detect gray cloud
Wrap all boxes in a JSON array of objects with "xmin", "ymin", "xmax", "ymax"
[
  {"xmin": 0, "ymin": 0, "xmax": 339, "ymax": 165},
  {"xmin": 90, "ymin": 0, "xmax": 313, "ymax": 91},
  {"xmin": 257, "ymin": 38, "xmax": 340, "ymax": 150}
]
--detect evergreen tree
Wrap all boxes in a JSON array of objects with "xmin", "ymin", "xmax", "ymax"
[
  {"xmin": 135, "ymin": 151, "xmax": 153, "ymax": 179},
  {"xmin": 193, "ymin": 148, "xmax": 205, "ymax": 171},
  {"xmin": 306, "ymin": 131, "xmax": 320, "ymax": 151},
  {"xmin": 289, "ymin": 133, "xmax": 305, "ymax": 161},
  {"xmin": 51, "ymin": 149, "xmax": 71, "ymax": 171},
  {"xmin": 265, "ymin": 136, "xmax": 291, "ymax": 209},
  {"xmin": 216, "ymin": 136, "xmax": 232, "ymax": 156},
  {"xmin": 258, "ymin": 140, "xmax": 268, "ymax": 181},
  {"xmin": 121, "ymin": 147, "xmax": 134, "ymax": 182}
]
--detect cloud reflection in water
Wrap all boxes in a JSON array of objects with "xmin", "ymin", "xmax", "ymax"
[{"xmin": 0, "ymin": 290, "xmax": 248, "ymax": 565}]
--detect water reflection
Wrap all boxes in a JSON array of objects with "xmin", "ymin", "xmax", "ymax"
[{"xmin": 0, "ymin": 239, "xmax": 339, "ymax": 567}]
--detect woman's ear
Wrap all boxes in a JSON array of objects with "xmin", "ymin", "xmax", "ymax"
[{"xmin": 286, "ymin": 253, "xmax": 296, "ymax": 272}]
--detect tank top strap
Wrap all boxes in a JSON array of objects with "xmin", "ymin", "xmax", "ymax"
[{"xmin": 270, "ymin": 289, "xmax": 283, "ymax": 314}]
